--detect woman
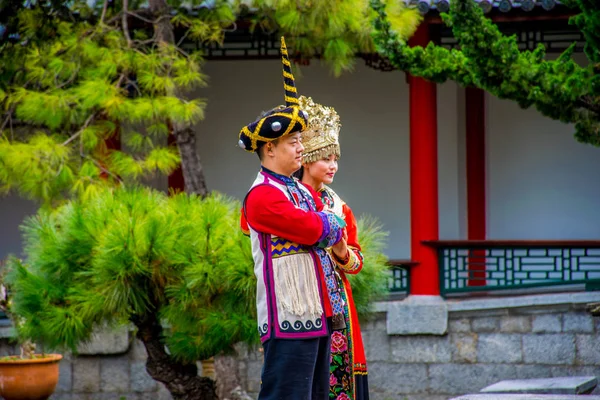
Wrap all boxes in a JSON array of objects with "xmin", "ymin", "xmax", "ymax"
[{"xmin": 296, "ymin": 95, "xmax": 369, "ymax": 400}]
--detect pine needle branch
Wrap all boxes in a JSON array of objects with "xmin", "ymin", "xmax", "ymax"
[
  {"xmin": 55, "ymin": 67, "xmax": 80, "ymax": 90},
  {"xmin": 122, "ymin": 0, "xmax": 132, "ymax": 47},
  {"xmin": 115, "ymin": 73, "xmax": 126, "ymax": 88},
  {"xmin": 577, "ymin": 95, "xmax": 600, "ymax": 115},
  {"xmin": 100, "ymin": 0, "xmax": 109, "ymax": 24},
  {"xmin": 127, "ymin": 11, "xmax": 156, "ymax": 25},
  {"xmin": 133, "ymin": 38, "xmax": 156, "ymax": 46},
  {"xmin": 176, "ymin": 30, "xmax": 191, "ymax": 48},
  {"xmin": 62, "ymin": 113, "xmax": 95, "ymax": 146},
  {"xmin": 1, "ymin": 106, "xmax": 16, "ymax": 133},
  {"xmin": 81, "ymin": 152, "xmax": 123, "ymax": 183},
  {"xmin": 125, "ymin": 78, "xmax": 142, "ymax": 96}
]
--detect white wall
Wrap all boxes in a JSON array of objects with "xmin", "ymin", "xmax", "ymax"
[
  {"xmin": 486, "ymin": 93, "xmax": 600, "ymax": 239},
  {"xmin": 0, "ymin": 195, "xmax": 38, "ymax": 259}
]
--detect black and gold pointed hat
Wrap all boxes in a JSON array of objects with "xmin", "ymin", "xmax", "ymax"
[{"xmin": 238, "ymin": 37, "xmax": 308, "ymax": 153}]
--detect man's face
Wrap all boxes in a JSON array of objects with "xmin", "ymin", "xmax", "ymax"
[{"xmin": 267, "ymin": 132, "xmax": 304, "ymax": 176}]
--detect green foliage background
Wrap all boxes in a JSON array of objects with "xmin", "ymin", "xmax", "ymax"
[
  {"xmin": 7, "ymin": 186, "xmax": 390, "ymax": 358},
  {"xmin": 371, "ymin": 0, "xmax": 600, "ymax": 146}
]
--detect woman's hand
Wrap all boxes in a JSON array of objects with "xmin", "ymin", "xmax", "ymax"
[{"xmin": 332, "ymin": 229, "xmax": 349, "ymax": 261}]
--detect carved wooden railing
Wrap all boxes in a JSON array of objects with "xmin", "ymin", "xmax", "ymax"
[
  {"xmin": 424, "ymin": 240, "xmax": 600, "ymax": 296},
  {"xmin": 387, "ymin": 259, "xmax": 418, "ymax": 293}
]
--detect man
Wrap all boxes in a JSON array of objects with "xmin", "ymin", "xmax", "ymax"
[{"xmin": 239, "ymin": 37, "xmax": 347, "ymax": 399}]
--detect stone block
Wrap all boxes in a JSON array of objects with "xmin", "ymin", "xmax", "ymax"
[
  {"xmin": 387, "ymin": 296, "xmax": 448, "ymax": 335},
  {"xmin": 523, "ymin": 334, "xmax": 575, "ymax": 365},
  {"xmin": 403, "ymin": 396, "xmax": 451, "ymax": 400},
  {"xmin": 72, "ymin": 357, "xmax": 101, "ymax": 393},
  {"xmin": 449, "ymin": 318, "xmax": 471, "ymax": 333},
  {"xmin": 453, "ymin": 309, "xmax": 508, "ymax": 319},
  {"xmin": 100, "ymin": 356, "xmax": 130, "ymax": 392},
  {"xmin": 131, "ymin": 361, "xmax": 157, "ymax": 392},
  {"xmin": 363, "ymin": 328, "xmax": 391, "ymax": 362},
  {"xmin": 247, "ymin": 347, "xmax": 263, "ymax": 362},
  {"xmin": 49, "ymin": 394, "xmax": 73, "ymax": 400},
  {"xmin": 563, "ymin": 313, "xmax": 594, "ymax": 333},
  {"xmin": 372, "ymin": 314, "xmax": 387, "ymax": 331},
  {"xmin": 513, "ymin": 365, "xmax": 554, "ymax": 380},
  {"xmin": 237, "ymin": 360, "xmax": 248, "ymax": 390},
  {"xmin": 480, "ymin": 376, "xmax": 598, "ymax": 394},
  {"xmin": 86, "ymin": 394, "xmax": 141, "ymax": 400},
  {"xmin": 472, "ymin": 317, "xmax": 500, "ymax": 333},
  {"xmin": 246, "ymin": 360, "xmax": 262, "ymax": 394},
  {"xmin": 501, "ymin": 316, "xmax": 531, "ymax": 333},
  {"xmin": 549, "ymin": 365, "xmax": 600, "ymax": 380},
  {"xmin": 450, "ymin": 333, "xmax": 478, "ymax": 363},
  {"xmin": 129, "ymin": 338, "xmax": 147, "ymax": 362},
  {"xmin": 575, "ymin": 335, "xmax": 600, "ymax": 365},
  {"xmin": 233, "ymin": 342, "xmax": 249, "ymax": 359},
  {"xmin": 477, "ymin": 334, "xmax": 522, "ymax": 363},
  {"xmin": 368, "ymin": 362, "xmax": 428, "ymax": 394},
  {"xmin": 450, "ymin": 395, "xmax": 600, "ymax": 400},
  {"xmin": 532, "ymin": 315, "xmax": 562, "ymax": 333},
  {"xmin": 369, "ymin": 392, "xmax": 403, "ymax": 400},
  {"xmin": 429, "ymin": 363, "xmax": 517, "ymax": 395},
  {"xmin": 56, "ymin": 357, "xmax": 72, "ymax": 392},
  {"xmin": 157, "ymin": 383, "xmax": 173, "ymax": 400},
  {"xmin": 390, "ymin": 335, "xmax": 451, "ymax": 363},
  {"xmin": 78, "ymin": 325, "xmax": 130, "ymax": 355}
]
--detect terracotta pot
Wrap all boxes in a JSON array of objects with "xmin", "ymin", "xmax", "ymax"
[{"xmin": 0, "ymin": 354, "xmax": 62, "ymax": 400}]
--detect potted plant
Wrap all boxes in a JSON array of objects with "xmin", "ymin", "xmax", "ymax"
[{"xmin": 0, "ymin": 262, "xmax": 62, "ymax": 400}]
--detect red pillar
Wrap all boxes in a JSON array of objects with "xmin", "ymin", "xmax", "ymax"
[
  {"xmin": 100, "ymin": 123, "xmax": 121, "ymax": 180},
  {"xmin": 408, "ymin": 22, "xmax": 440, "ymax": 296},
  {"xmin": 465, "ymin": 87, "xmax": 487, "ymax": 286},
  {"xmin": 168, "ymin": 132, "xmax": 185, "ymax": 194}
]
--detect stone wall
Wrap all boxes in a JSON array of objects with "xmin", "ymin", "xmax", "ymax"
[
  {"xmin": 360, "ymin": 308, "xmax": 600, "ymax": 399},
  {"xmin": 0, "ymin": 292, "xmax": 598, "ymax": 400},
  {"xmin": 235, "ymin": 292, "xmax": 600, "ymax": 400}
]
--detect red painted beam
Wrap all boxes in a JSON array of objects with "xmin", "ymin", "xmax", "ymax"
[
  {"xmin": 465, "ymin": 87, "xmax": 487, "ymax": 286},
  {"xmin": 408, "ymin": 22, "xmax": 440, "ymax": 296},
  {"xmin": 168, "ymin": 131, "xmax": 185, "ymax": 194}
]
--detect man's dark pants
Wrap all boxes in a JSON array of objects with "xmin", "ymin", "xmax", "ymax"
[{"xmin": 258, "ymin": 319, "xmax": 332, "ymax": 400}]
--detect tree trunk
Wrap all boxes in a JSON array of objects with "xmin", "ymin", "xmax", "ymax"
[
  {"xmin": 149, "ymin": 0, "xmax": 208, "ymax": 197},
  {"xmin": 174, "ymin": 126, "xmax": 209, "ymax": 196},
  {"xmin": 133, "ymin": 314, "xmax": 218, "ymax": 400}
]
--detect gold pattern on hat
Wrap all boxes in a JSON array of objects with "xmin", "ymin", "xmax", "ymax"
[
  {"xmin": 298, "ymin": 96, "xmax": 341, "ymax": 164},
  {"xmin": 281, "ymin": 37, "xmax": 300, "ymax": 107}
]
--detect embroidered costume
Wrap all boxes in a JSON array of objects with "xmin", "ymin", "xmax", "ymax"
[
  {"xmin": 238, "ymin": 37, "xmax": 346, "ymax": 400},
  {"xmin": 298, "ymin": 95, "xmax": 370, "ymax": 400}
]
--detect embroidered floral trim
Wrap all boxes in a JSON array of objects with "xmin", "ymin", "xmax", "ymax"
[{"xmin": 329, "ymin": 276, "xmax": 354, "ymax": 399}]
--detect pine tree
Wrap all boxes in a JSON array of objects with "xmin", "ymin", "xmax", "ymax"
[
  {"xmin": 370, "ymin": 0, "xmax": 600, "ymax": 146},
  {"xmin": 7, "ymin": 186, "xmax": 255, "ymax": 399},
  {"xmin": 6, "ymin": 186, "xmax": 391, "ymax": 399},
  {"xmin": 249, "ymin": 0, "xmax": 421, "ymax": 76}
]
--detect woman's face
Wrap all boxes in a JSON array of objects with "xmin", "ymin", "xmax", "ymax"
[{"xmin": 304, "ymin": 154, "xmax": 339, "ymax": 185}]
